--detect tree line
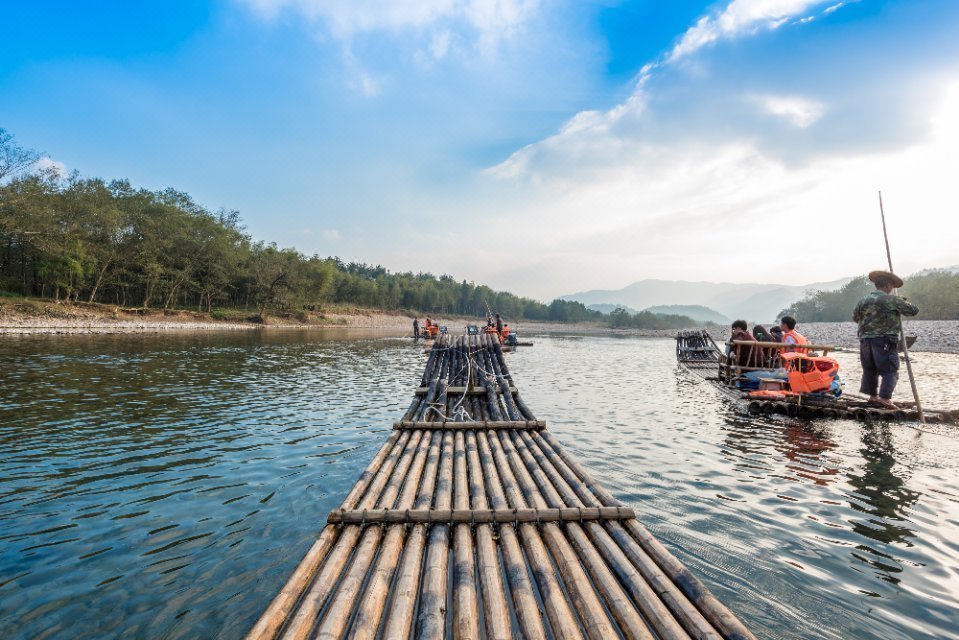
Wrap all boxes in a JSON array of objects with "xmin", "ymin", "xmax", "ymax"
[
  {"xmin": 780, "ymin": 270, "xmax": 959, "ymax": 322},
  {"xmin": 1, "ymin": 128, "xmax": 704, "ymax": 328}
]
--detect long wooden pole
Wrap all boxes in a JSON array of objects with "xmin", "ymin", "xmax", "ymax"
[{"xmin": 878, "ymin": 191, "xmax": 925, "ymax": 423}]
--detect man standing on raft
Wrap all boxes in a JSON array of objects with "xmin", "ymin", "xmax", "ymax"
[{"xmin": 853, "ymin": 270, "xmax": 919, "ymax": 409}]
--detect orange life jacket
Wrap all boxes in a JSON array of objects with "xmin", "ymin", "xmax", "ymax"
[
  {"xmin": 782, "ymin": 329, "xmax": 808, "ymax": 353},
  {"xmin": 780, "ymin": 352, "xmax": 839, "ymax": 393}
]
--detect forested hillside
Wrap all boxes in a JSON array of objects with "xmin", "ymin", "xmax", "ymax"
[
  {"xmin": 780, "ymin": 271, "xmax": 959, "ymax": 321},
  {"xmin": 1, "ymin": 129, "xmax": 613, "ymax": 323}
]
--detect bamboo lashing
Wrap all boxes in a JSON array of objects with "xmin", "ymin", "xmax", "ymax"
[
  {"xmin": 327, "ymin": 505, "xmax": 637, "ymax": 525},
  {"xmin": 246, "ymin": 333, "xmax": 756, "ymax": 640},
  {"xmin": 394, "ymin": 419, "xmax": 546, "ymax": 430}
]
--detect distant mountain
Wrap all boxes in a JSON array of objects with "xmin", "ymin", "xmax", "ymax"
[
  {"xmin": 643, "ymin": 304, "xmax": 729, "ymax": 324},
  {"xmin": 562, "ymin": 277, "xmax": 853, "ymax": 323},
  {"xmin": 587, "ymin": 303, "xmax": 640, "ymax": 315}
]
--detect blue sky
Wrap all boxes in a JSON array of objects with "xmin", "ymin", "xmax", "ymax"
[{"xmin": 3, "ymin": 1, "xmax": 958, "ymax": 300}]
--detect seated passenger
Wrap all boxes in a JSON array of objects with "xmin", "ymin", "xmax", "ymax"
[
  {"xmin": 727, "ymin": 320, "xmax": 756, "ymax": 367},
  {"xmin": 752, "ymin": 325, "xmax": 775, "ymax": 367},
  {"xmin": 779, "ymin": 316, "xmax": 808, "ymax": 353}
]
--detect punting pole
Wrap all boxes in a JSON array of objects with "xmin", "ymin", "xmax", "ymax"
[{"xmin": 878, "ymin": 191, "xmax": 925, "ymax": 424}]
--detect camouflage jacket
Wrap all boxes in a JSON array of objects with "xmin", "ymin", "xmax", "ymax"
[{"xmin": 853, "ymin": 291, "xmax": 919, "ymax": 338}]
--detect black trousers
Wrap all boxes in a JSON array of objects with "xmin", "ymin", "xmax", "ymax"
[{"xmin": 859, "ymin": 336, "xmax": 899, "ymax": 399}]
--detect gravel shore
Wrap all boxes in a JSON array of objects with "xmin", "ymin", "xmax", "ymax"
[
  {"xmin": 712, "ymin": 320, "xmax": 959, "ymax": 354},
  {"xmin": 0, "ymin": 302, "xmax": 417, "ymax": 335}
]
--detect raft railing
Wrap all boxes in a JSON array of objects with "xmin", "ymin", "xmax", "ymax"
[{"xmin": 247, "ymin": 332, "xmax": 757, "ymax": 640}]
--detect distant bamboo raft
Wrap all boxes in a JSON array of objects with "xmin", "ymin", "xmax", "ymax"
[{"xmin": 247, "ymin": 333, "xmax": 756, "ymax": 640}]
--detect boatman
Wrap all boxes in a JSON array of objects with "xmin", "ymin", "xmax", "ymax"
[
  {"xmin": 853, "ymin": 270, "xmax": 919, "ymax": 409},
  {"xmin": 413, "ymin": 317, "xmax": 419, "ymax": 340}
]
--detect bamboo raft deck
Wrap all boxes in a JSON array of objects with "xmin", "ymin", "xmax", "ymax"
[
  {"xmin": 247, "ymin": 333, "xmax": 756, "ymax": 640},
  {"xmin": 677, "ymin": 330, "xmax": 959, "ymax": 424}
]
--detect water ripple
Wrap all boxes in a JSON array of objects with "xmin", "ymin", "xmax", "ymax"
[{"xmin": 1, "ymin": 331, "xmax": 958, "ymax": 639}]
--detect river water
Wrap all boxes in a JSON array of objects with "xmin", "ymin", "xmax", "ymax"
[{"xmin": 1, "ymin": 330, "xmax": 957, "ymax": 639}]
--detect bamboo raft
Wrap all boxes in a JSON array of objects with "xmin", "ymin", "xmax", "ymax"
[
  {"xmin": 677, "ymin": 330, "xmax": 959, "ymax": 424},
  {"xmin": 247, "ymin": 333, "xmax": 756, "ymax": 640}
]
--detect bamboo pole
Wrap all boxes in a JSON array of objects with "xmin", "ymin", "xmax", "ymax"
[
  {"xmin": 380, "ymin": 430, "xmax": 444, "ymax": 639},
  {"xmin": 326, "ymin": 506, "xmax": 636, "ymax": 525},
  {"xmin": 415, "ymin": 386, "xmax": 519, "ymax": 395},
  {"xmin": 278, "ymin": 431, "xmax": 413, "ymax": 640},
  {"xmin": 507, "ymin": 431, "xmax": 657, "ymax": 640},
  {"xmin": 479, "ymin": 336, "xmax": 505, "ymax": 421},
  {"xmin": 348, "ymin": 428, "xmax": 434, "ymax": 639},
  {"xmin": 486, "ymin": 336, "xmax": 522, "ymax": 421},
  {"xmin": 312, "ymin": 430, "xmax": 426, "ymax": 639},
  {"xmin": 394, "ymin": 420, "xmax": 546, "ymax": 430},
  {"xmin": 452, "ymin": 430, "xmax": 480, "ymax": 639},
  {"xmin": 524, "ymin": 431, "xmax": 704, "ymax": 639},
  {"xmin": 415, "ymin": 430, "xmax": 455, "ymax": 638},
  {"xmin": 729, "ymin": 340, "xmax": 836, "ymax": 352},
  {"xmin": 244, "ymin": 431, "xmax": 403, "ymax": 640},
  {"xmin": 475, "ymin": 430, "xmax": 553, "ymax": 640},
  {"xmin": 496, "ymin": 431, "xmax": 620, "ymax": 640},
  {"xmin": 484, "ymin": 430, "xmax": 585, "ymax": 640},
  {"xmin": 537, "ymin": 431, "xmax": 757, "ymax": 640},
  {"xmin": 464, "ymin": 430, "xmax": 513, "ymax": 640},
  {"xmin": 878, "ymin": 190, "xmax": 924, "ymax": 423}
]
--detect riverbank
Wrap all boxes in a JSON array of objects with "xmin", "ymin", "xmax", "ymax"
[
  {"xmin": 0, "ymin": 298, "xmax": 416, "ymax": 334},
  {"xmin": 3, "ymin": 298, "xmax": 957, "ymax": 353}
]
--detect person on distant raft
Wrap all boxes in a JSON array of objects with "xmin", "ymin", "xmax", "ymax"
[
  {"xmin": 727, "ymin": 320, "xmax": 756, "ymax": 367},
  {"xmin": 779, "ymin": 316, "xmax": 808, "ymax": 353},
  {"xmin": 495, "ymin": 313, "xmax": 503, "ymax": 333},
  {"xmin": 413, "ymin": 317, "xmax": 420, "ymax": 340},
  {"xmin": 853, "ymin": 270, "xmax": 919, "ymax": 410}
]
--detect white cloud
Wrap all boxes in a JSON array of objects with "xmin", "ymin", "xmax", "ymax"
[
  {"xmin": 754, "ymin": 94, "xmax": 826, "ymax": 127},
  {"xmin": 471, "ymin": 76, "xmax": 959, "ymax": 298},
  {"xmin": 322, "ymin": 228, "xmax": 341, "ymax": 241},
  {"xmin": 34, "ymin": 156, "xmax": 67, "ymax": 178},
  {"xmin": 238, "ymin": 0, "xmax": 538, "ymax": 44},
  {"xmin": 667, "ymin": 0, "xmax": 833, "ymax": 62},
  {"xmin": 430, "ymin": 29, "xmax": 452, "ymax": 60}
]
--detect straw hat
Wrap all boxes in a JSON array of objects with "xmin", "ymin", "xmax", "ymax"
[{"xmin": 868, "ymin": 270, "xmax": 904, "ymax": 288}]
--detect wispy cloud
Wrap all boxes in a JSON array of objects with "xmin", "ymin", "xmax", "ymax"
[
  {"xmin": 754, "ymin": 94, "xmax": 827, "ymax": 127},
  {"xmin": 473, "ymin": 0, "xmax": 958, "ymax": 296},
  {"xmin": 237, "ymin": 0, "xmax": 539, "ymax": 47},
  {"xmin": 667, "ymin": 0, "xmax": 834, "ymax": 63}
]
